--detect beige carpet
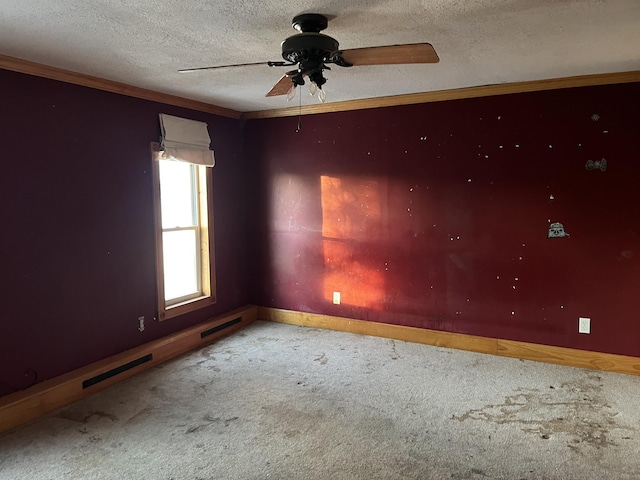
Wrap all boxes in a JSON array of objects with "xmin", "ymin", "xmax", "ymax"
[{"xmin": 1, "ymin": 320, "xmax": 639, "ymax": 479}]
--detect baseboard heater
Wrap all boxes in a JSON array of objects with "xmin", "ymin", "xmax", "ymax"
[
  {"xmin": 200, "ymin": 317, "xmax": 241, "ymax": 339},
  {"xmin": 0, "ymin": 305, "xmax": 257, "ymax": 434},
  {"xmin": 82, "ymin": 354, "xmax": 153, "ymax": 389},
  {"xmin": 80, "ymin": 317, "xmax": 242, "ymax": 389}
]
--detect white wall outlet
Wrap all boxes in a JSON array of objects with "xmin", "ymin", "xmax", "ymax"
[
  {"xmin": 333, "ymin": 292, "xmax": 341, "ymax": 305},
  {"xmin": 138, "ymin": 316, "xmax": 145, "ymax": 332},
  {"xmin": 578, "ymin": 317, "xmax": 590, "ymax": 334}
]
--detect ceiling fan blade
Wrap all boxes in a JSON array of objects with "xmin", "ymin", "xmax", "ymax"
[
  {"xmin": 178, "ymin": 61, "xmax": 269, "ymax": 73},
  {"xmin": 266, "ymin": 75, "xmax": 294, "ymax": 97},
  {"xmin": 339, "ymin": 43, "xmax": 439, "ymax": 66}
]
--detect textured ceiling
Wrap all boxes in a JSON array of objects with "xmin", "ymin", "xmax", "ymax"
[{"xmin": 1, "ymin": 0, "xmax": 639, "ymax": 112}]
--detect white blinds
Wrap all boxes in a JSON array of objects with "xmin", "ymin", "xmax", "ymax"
[{"xmin": 159, "ymin": 113, "xmax": 215, "ymax": 167}]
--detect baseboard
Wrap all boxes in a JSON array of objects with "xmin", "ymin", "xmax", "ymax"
[
  {"xmin": 258, "ymin": 307, "xmax": 640, "ymax": 376},
  {"xmin": 0, "ymin": 305, "xmax": 257, "ymax": 434}
]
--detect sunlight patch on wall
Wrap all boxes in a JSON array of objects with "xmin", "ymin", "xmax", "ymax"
[
  {"xmin": 321, "ymin": 175, "xmax": 386, "ymax": 308},
  {"xmin": 321, "ymin": 175, "xmax": 383, "ymax": 240},
  {"xmin": 323, "ymin": 239, "xmax": 385, "ymax": 308}
]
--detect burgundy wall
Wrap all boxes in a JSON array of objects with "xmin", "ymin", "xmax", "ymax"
[
  {"xmin": 0, "ymin": 69, "xmax": 247, "ymax": 397},
  {"xmin": 245, "ymin": 82, "xmax": 640, "ymax": 358}
]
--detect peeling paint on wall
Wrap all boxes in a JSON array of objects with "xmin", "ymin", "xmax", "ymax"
[
  {"xmin": 548, "ymin": 222, "xmax": 570, "ymax": 239},
  {"xmin": 586, "ymin": 158, "xmax": 607, "ymax": 171}
]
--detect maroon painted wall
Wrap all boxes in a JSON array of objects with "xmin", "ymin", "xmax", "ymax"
[
  {"xmin": 0, "ymin": 69, "xmax": 247, "ymax": 397},
  {"xmin": 245, "ymin": 82, "xmax": 640, "ymax": 358}
]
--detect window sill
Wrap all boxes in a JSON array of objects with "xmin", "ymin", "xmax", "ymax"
[{"xmin": 159, "ymin": 295, "xmax": 216, "ymax": 321}]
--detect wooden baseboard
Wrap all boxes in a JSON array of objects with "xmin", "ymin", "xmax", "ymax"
[
  {"xmin": 5, "ymin": 304, "xmax": 637, "ymax": 434},
  {"xmin": 0, "ymin": 305, "xmax": 257, "ymax": 434},
  {"xmin": 258, "ymin": 307, "xmax": 640, "ymax": 376}
]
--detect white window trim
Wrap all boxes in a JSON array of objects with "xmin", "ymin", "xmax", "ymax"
[{"xmin": 150, "ymin": 142, "xmax": 216, "ymax": 321}]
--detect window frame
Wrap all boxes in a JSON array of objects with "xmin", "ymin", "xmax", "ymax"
[{"xmin": 150, "ymin": 142, "xmax": 216, "ymax": 321}]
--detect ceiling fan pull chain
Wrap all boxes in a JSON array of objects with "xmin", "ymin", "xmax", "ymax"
[{"xmin": 296, "ymin": 86, "xmax": 302, "ymax": 132}]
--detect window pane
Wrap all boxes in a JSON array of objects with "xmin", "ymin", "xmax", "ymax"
[
  {"xmin": 163, "ymin": 229, "xmax": 199, "ymax": 301},
  {"xmin": 159, "ymin": 160, "xmax": 196, "ymax": 228}
]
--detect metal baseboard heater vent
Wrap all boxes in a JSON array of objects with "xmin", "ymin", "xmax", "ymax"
[
  {"xmin": 0, "ymin": 306, "xmax": 257, "ymax": 434},
  {"xmin": 82, "ymin": 354, "xmax": 153, "ymax": 389},
  {"xmin": 80, "ymin": 317, "xmax": 242, "ymax": 389},
  {"xmin": 201, "ymin": 317, "xmax": 242, "ymax": 339}
]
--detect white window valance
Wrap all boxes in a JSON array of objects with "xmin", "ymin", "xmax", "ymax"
[{"xmin": 159, "ymin": 113, "xmax": 215, "ymax": 167}]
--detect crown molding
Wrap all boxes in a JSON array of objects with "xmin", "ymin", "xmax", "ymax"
[
  {"xmin": 0, "ymin": 54, "xmax": 242, "ymax": 119},
  {"xmin": 242, "ymin": 70, "xmax": 640, "ymax": 120},
  {"xmin": 3, "ymin": 54, "xmax": 638, "ymax": 122}
]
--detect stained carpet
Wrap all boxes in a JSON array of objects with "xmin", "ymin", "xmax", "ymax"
[{"xmin": 1, "ymin": 320, "xmax": 639, "ymax": 479}]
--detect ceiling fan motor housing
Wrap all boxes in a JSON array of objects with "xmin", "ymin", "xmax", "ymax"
[
  {"xmin": 281, "ymin": 13, "xmax": 338, "ymax": 81},
  {"xmin": 281, "ymin": 32, "xmax": 339, "ymax": 64}
]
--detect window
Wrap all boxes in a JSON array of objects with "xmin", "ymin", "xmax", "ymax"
[{"xmin": 151, "ymin": 143, "xmax": 215, "ymax": 320}]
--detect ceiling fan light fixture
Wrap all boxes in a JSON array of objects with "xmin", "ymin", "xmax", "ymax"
[
  {"xmin": 288, "ymin": 69, "xmax": 306, "ymax": 87},
  {"xmin": 286, "ymin": 84, "xmax": 296, "ymax": 101},
  {"xmin": 308, "ymin": 70, "xmax": 326, "ymax": 86},
  {"xmin": 317, "ymin": 87, "xmax": 326, "ymax": 104},
  {"xmin": 279, "ymin": 14, "xmax": 337, "ymax": 103}
]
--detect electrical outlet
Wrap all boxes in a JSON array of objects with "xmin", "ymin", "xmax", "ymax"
[
  {"xmin": 578, "ymin": 317, "xmax": 590, "ymax": 334},
  {"xmin": 333, "ymin": 292, "xmax": 341, "ymax": 305},
  {"xmin": 138, "ymin": 316, "xmax": 145, "ymax": 332}
]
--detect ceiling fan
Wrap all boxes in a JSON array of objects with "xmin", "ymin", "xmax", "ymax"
[{"xmin": 179, "ymin": 13, "xmax": 439, "ymax": 103}]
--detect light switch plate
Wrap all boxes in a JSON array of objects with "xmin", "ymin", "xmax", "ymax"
[
  {"xmin": 578, "ymin": 317, "xmax": 590, "ymax": 334},
  {"xmin": 333, "ymin": 292, "xmax": 341, "ymax": 305}
]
